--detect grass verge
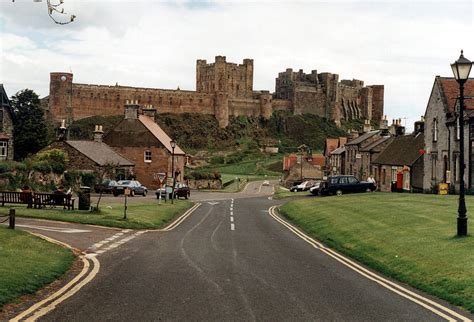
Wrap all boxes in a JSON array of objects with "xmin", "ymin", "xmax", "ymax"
[
  {"xmin": 0, "ymin": 226, "xmax": 74, "ymax": 309},
  {"xmin": 279, "ymin": 192, "xmax": 474, "ymax": 312},
  {"xmin": 5, "ymin": 200, "xmax": 193, "ymax": 229}
]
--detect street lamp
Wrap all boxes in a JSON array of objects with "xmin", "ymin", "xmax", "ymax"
[
  {"xmin": 451, "ymin": 50, "xmax": 473, "ymax": 237},
  {"xmin": 170, "ymin": 139, "xmax": 176, "ymax": 205}
]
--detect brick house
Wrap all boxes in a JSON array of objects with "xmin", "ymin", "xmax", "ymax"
[
  {"xmin": 0, "ymin": 85, "xmax": 15, "ymax": 161},
  {"xmin": 282, "ymin": 153, "xmax": 325, "ymax": 187},
  {"xmin": 372, "ymin": 132, "xmax": 425, "ymax": 192},
  {"xmin": 423, "ymin": 76, "xmax": 474, "ymax": 192},
  {"xmin": 324, "ymin": 137, "xmax": 347, "ymax": 175},
  {"xmin": 344, "ymin": 130, "xmax": 382, "ymax": 179},
  {"xmin": 104, "ymin": 103, "xmax": 185, "ymax": 189},
  {"xmin": 42, "ymin": 130, "xmax": 134, "ymax": 177}
]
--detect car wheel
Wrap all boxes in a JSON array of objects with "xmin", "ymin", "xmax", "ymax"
[
  {"xmin": 365, "ymin": 188, "xmax": 373, "ymax": 192},
  {"xmin": 130, "ymin": 190, "xmax": 135, "ymax": 197},
  {"xmin": 143, "ymin": 190, "xmax": 147, "ymax": 197},
  {"xmin": 185, "ymin": 195, "xmax": 188, "ymax": 199},
  {"xmin": 113, "ymin": 193, "xmax": 118, "ymax": 197},
  {"xmin": 336, "ymin": 189, "xmax": 343, "ymax": 196}
]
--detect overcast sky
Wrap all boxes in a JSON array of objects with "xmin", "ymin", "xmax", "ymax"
[{"xmin": 1, "ymin": 0, "xmax": 473, "ymax": 130}]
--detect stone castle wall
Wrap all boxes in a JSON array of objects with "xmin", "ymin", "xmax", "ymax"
[{"xmin": 45, "ymin": 56, "xmax": 384, "ymax": 128}]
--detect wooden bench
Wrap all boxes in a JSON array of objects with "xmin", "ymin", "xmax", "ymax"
[
  {"xmin": 0, "ymin": 191, "xmax": 34, "ymax": 208},
  {"xmin": 33, "ymin": 192, "xmax": 75, "ymax": 210}
]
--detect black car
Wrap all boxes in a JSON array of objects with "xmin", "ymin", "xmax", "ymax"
[
  {"xmin": 319, "ymin": 175, "xmax": 375, "ymax": 196},
  {"xmin": 94, "ymin": 180, "xmax": 117, "ymax": 194}
]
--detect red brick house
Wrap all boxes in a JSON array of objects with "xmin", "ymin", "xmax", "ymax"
[{"xmin": 104, "ymin": 103, "xmax": 186, "ymax": 189}]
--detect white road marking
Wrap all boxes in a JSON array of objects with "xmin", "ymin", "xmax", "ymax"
[
  {"xmin": 15, "ymin": 224, "xmax": 91, "ymax": 234},
  {"xmin": 230, "ymin": 223, "xmax": 235, "ymax": 231},
  {"xmin": 230, "ymin": 211, "xmax": 233, "ymax": 216},
  {"xmin": 267, "ymin": 206, "xmax": 470, "ymax": 322},
  {"xmin": 230, "ymin": 217, "xmax": 234, "ymax": 223},
  {"xmin": 208, "ymin": 202, "xmax": 220, "ymax": 205}
]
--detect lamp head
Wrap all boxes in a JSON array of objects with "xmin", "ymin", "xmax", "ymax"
[
  {"xmin": 170, "ymin": 139, "xmax": 176, "ymax": 149},
  {"xmin": 451, "ymin": 50, "xmax": 472, "ymax": 83}
]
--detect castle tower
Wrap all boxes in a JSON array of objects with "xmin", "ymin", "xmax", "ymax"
[
  {"xmin": 49, "ymin": 72, "xmax": 73, "ymax": 123},
  {"xmin": 214, "ymin": 92, "xmax": 229, "ymax": 128},
  {"xmin": 259, "ymin": 91, "xmax": 273, "ymax": 120},
  {"xmin": 369, "ymin": 85, "xmax": 384, "ymax": 121},
  {"xmin": 196, "ymin": 56, "xmax": 253, "ymax": 99}
]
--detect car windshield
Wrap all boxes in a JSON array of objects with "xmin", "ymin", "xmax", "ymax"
[{"xmin": 118, "ymin": 181, "xmax": 130, "ymax": 185}]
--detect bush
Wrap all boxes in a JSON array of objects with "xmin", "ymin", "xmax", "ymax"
[
  {"xmin": 31, "ymin": 160, "xmax": 51, "ymax": 173},
  {"xmin": 80, "ymin": 172, "xmax": 97, "ymax": 188},
  {"xmin": 210, "ymin": 156, "xmax": 225, "ymax": 165},
  {"xmin": 187, "ymin": 170, "xmax": 221, "ymax": 180}
]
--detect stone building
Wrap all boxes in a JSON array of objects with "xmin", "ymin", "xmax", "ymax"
[
  {"xmin": 43, "ymin": 56, "xmax": 383, "ymax": 128},
  {"xmin": 0, "ymin": 85, "xmax": 14, "ymax": 161},
  {"xmin": 103, "ymin": 102, "xmax": 186, "ymax": 189},
  {"xmin": 372, "ymin": 132, "xmax": 424, "ymax": 192},
  {"xmin": 329, "ymin": 146, "xmax": 346, "ymax": 176},
  {"xmin": 324, "ymin": 137, "xmax": 347, "ymax": 175},
  {"xmin": 423, "ymin": 76, "xmax": 474, "ymax": 192}
]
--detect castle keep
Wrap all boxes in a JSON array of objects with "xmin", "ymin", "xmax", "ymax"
[{"xmin": 44, "ymin": 56, "xmax": 384, "ymax": 127}]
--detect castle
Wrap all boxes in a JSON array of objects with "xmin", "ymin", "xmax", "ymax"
[{"xmin": 43, "ymin": 56, "xmax": 384, "ymax": 127}]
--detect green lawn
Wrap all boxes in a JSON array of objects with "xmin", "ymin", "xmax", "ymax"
[
  {"xmin": 4, "ymin": 200, "xmax": 193, "ymax": 229},
  {"xmin": 0, "ymin": 226, "xmax": 74, "ymax": 308},
  {"xmin": 279, "ymin": 192, "xmax": 474, "ymax": 312}
]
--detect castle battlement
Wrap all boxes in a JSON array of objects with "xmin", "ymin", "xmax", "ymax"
[{"xmin": 44, "ymin": 56, "xmax": 383, "ymax": 128}]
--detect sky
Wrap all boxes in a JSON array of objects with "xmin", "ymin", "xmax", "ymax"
[{"xmin": 1, "ymin": 0, "xmax": 473, "ymax": 131}]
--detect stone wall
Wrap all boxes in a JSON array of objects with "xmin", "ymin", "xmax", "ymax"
[{"xmin": 187, "ymin": 179, "xmax": 222, "ymax": 190}]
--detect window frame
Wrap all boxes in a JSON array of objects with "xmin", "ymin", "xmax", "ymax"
[{"xmin": 144, "ymin": 150, "xmax": 152, "ymax": 163}]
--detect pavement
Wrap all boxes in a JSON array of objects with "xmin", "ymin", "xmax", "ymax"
[{"xmin": 5, "ymin": 180, "xmax": 474, "ymax": 321}]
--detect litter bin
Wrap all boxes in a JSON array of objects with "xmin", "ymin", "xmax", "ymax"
[
  {"xmin": 79, "ymin": 186, "xmax": 91, "ymax": 210},
  {"xmin": 438, "ymin": 183, "xmax": 449, "ymax": 195}
]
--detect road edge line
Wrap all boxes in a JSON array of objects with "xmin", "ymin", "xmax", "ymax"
[
  {"xmin": 10, "ymin": 234, "xmax": 100, "ymax": 322},
  {"xmin": 268, "ymin": 206, "xmax": 471, "ymax": 322},
  {"xmin": 161, "ymin": 203, "xmax": 201, "ymax": 231}
]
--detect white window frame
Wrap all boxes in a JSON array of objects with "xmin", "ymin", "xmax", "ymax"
[
  {"xmin": 144, "ymin": 150, "xmax": 152, "ymax": 163},
  {"xmin": 0, "ymin": 141, "xmax": 7, "ymax": 160},
  {"xmin": 433, "ymin": 118, "xmax": 438, "ymax": 142}
]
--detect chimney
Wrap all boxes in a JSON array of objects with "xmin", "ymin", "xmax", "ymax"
[
  {"xmin": 142, "ymin": 104, "xmax": 156, "ymax": 119},
  {"xmin": 350, "ymin": 129, "xmax": 359, "ymax": 140},
  {"xmin": 414, "ymin": 116, "xmax": 425, "ymax": 135},
  {"xmin": 363, "ymin": 119, "xmax": 372, "ymax": 133},
  {"xmin": 124, "ymin": 100, "xmax": 139, "ymax": 120},
  {"xmin": 379, "ymin": 115, "xmax": 388, "ymax": 129},
  {"xmin": 57, "ymin": 119, "xmax": 67, "ymax": 141},
  {"xmin": 93, "ymin": 125, "xmax": 104, "ymax": 143}
]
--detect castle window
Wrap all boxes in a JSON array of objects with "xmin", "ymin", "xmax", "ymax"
[
  {"xmin": 237, "ymin": 85, "xmax": 240, "ymax": 91},
  {"xmin": 0, "ymin": 141, "xmax": 7, "ymax": 160},
  {"xmin": 159, "ymin": 97, "xmax": 162, "ymax": 104},
  {"xmin": 116, "ymin": 94, "xmax": 120, "ymax": 100},
  {"xmin": 144, "ymin": 150, "xmax": 152, "ymax": 163},
  {"xmin": 189, "ymin": 98, "xmax": 193, "ymax": 103},
  {"xmin": 199, "ymin": 99, "xmax": 203, "ymax": 104},
  {"xmin": 90, "ymin": 93, "xmax": 94, "ymax": 98}
]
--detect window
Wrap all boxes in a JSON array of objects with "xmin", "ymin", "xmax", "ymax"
[
  {"xmin": 0, "ymin": 141, "xmax": 7, "ymax": 160},
  {"xmin": 382, "ymin": 169, "xmax": 386, "ymax": 185},
  {"xmin": 347, "ymin": 176, "xmax": 358, "ymax": 184},
  {"xmin": 144, "ymin": 150, "xmax": 152, "ymax": 163},
  {"xmin": 456, "ymin": 117, "xmax": 460, "ymax": 140},
  {"xmin": 433, "ymin": 118, "xmax": 438, "ymax": 142},
  {"xmin": 391, "ymin": 167, "xmax": 398, "ymax": 182},
  {"xmin": 453, "ymin": 152, "xmax": 459, "ymax": 182}
]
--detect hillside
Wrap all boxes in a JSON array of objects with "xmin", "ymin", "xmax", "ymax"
[{"xmin": 68, "ymin": 111, "xmax": 364, "ymax": 153}]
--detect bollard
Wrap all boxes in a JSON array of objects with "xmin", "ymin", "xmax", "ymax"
[{"xmin": 9, "ymin": 208, "xmax": 15, "ymax": 229}]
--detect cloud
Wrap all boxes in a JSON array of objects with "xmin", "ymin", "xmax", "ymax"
[{"xmin": 1, "ymin": 0, "xmax": 473, "ymax": 131}]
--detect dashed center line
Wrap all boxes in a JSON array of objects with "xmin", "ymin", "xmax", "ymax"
[{"xmin": 230, "ymin": 199, "xmax": 235, "ymax": 231}]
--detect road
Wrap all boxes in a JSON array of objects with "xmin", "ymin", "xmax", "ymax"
[{"xmin": 9, "ymin": 181, "xmax": 473, "ymax": 321}]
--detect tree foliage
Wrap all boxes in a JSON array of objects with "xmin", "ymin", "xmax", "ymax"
[{"xmin": 11, "ymin": 89, "xmax": 49, "ymax": 160}]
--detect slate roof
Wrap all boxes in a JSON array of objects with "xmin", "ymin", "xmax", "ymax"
[
  {"xmin": 345, "ymin": 130, "xmax": 380, "ymax": 146},
  {"xmin": 0, "ymin": 84, "xmax": 14, "ymax": 121},
  {"xmin": 139, "ymin": 115, "xmax": 185, "ymax": 155},
  {"xmin": 372, "ymin": 133, "xmax": 424, "ymax": 166},
  {"xmin": 360, "ymin": 136, "xmax": 392, "ymax": 152},
  {"xmin": 331, "ymin": 146, "xmax": 345, "ymax": 155},
  {"xmin": 437, "ymin": 77, "xmax": 474, "ymax": 113},
  {"xmin": 66, "ymin": 141, "xmax": 134, "ymax": 166}
]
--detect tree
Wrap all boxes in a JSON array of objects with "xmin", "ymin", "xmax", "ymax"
[{"xmin": 11, "ymin": 89, "xmax": 49, "ymax": 160}]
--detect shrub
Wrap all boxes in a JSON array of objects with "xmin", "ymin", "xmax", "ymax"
[
  {"xmin": 80, "ymin": 172, "xmax": 97, "ymax": 188},
  {"xmin": 31, "ymin": 160, "xmax": 51, "ymax": 173},
  {"xmin": 210, "ymin": 156, "xmax": 225, "ymax": 165}
]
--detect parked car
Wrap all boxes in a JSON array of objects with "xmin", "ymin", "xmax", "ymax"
[
  {"xmin": 94, "ymin": 180, "xmax": 117, "ymax": 194},
  {"xmin": 309, "ymin": 182, "xmax": 321, "ymax": 195},
  {"xmin": 319, "ymin": 175, "xmax": 375, "ymax": 196},
  {"xmin": 112, "ymin": 180, "xmax": 148, "ymax": 196},
  {"xmin": 291, "ymin": 181, "xmax": 317, "ymax": 192},
  {"xmin": 156, "ymin": 183, "xmax": 190, "ymax": 200},
  {"xmin": 262, "ymin": 180, "xmax": 270, "ymax": 186}
]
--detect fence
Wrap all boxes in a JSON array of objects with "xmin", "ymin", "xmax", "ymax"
[{"xmin": 0, "ymin": 209, "xmax": 15, "ymax": 229}]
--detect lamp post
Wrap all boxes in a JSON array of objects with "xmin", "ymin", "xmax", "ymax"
[
  {"xmin": 170, "ymin": 139, "xmax": 176, "ymax": 205},
  {"xmin": 451, "ymin": 50, "xmax": 473, "ymax": 237}
]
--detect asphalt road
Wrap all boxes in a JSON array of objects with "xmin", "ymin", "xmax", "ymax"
[{"xmin": 10, "ymin": 181, "xmax": 473, "ymax": 321}]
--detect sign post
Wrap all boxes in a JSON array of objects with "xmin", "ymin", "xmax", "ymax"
[
  {"xmin": 123, "ymin": 187, "xmax": 131, "ymax": 219},
  {"xmin": 154, "ymin": 173, "xmax": 166, "ymax": 205}
]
